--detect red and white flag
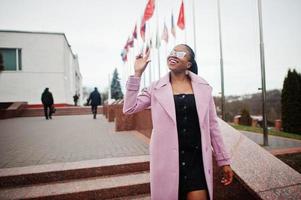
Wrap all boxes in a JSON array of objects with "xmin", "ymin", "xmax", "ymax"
[
  {"xmin": 177, "ymin": 0, "xmax": 185, "ymax": 30},
  {"xmin": 142, "ymin": 0, "xmax": 155, "ymax": 24},
  {"xmin": 140, "ymin": 20, "xmax": 146, "ymax": 42},
  {"xmin": 132, "ymin": 24, "xmax": 137, "ymax": 39},
  {"xmin": 120, "ymin": 48, "xmax": 128, "ymax": 62},
  {"xmin": 127, "ymin": 37, "xmax": 134, "ymax": 48}
]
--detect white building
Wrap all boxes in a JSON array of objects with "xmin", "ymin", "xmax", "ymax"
[{"xmin": 0, "ymin": 30, "xmax": 82, "ymax": 105}]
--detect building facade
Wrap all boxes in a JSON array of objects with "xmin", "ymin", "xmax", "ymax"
[{"xmin": 0, "ymin": 30, "xmax": 82, "ymax": 105}]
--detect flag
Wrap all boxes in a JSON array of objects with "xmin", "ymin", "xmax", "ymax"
[
  {"xmin": 177, "ymin": 0, "xmax": 185, "ymax": 30},
  {"xmin": 124, "ymin": 42, "xmax": 129, "ymax": 51},
  {"xmin": 140, "ymin": 20, "xmax": 146, "ymax": 41},
  {"xmin": 142, "ymin": 0, "xmax": 155, "ymax": 24},
  {"xmin": 121, "ymin": 36, "xmax": 133, "ymax": 62},
  {"xmin": 124, "ymin": 38, "xmax": 130, "ymax": 51},
  {"xmin": 127, "ymin": 37, "xmax": 134, "ymax": 48},
  {"xmin": 171, "ymin": 12, "xmax": 176, "ymax": 37},
  {"xmin": 161, "ymin": 23, "xmax": 168, "ymax": 43},
  {"xmin": 132, "ymin": 24, "xmax": 137, "ymax": 39},
  {"xmin": 120, "ymin": 48, "xmax": 128, "ymax": 62}
]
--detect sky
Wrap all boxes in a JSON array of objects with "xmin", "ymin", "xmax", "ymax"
[{"xmin": 0, "ymin": 0, "xmax": 300, "ymax": 96}]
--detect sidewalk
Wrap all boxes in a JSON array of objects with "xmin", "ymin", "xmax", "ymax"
[
  {"xmin": 0, "ymin": 115, "xmax": 149, "ymax": 168},
  {"xmin": 240, "ymin": 130, "xmax": 301, "ymax": 150},
  {"xmin": 1, "ymin": 115, "xmax": 300, "ymax": 169}
]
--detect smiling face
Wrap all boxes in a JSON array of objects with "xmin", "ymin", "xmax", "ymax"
[{"xmin": 167, "ymin": 44, "xmax": 192, "ymax": 73}]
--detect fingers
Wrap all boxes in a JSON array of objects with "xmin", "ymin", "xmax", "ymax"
[
  {"xmin": 135, "ymin": 49, "xmax": 151, "ymax": 66},
  {"xmin": 136, "ymin": 53, "xmax": 143, "ymax": 59},
  {"xmin": 221, "ymin": 177, "xmax": 230, "ymax": 185},
  {"xmin": 144, "ymin": 48, "xmax": 150, "ymax": 61},
  {"xmin": 221, "ymin": 171, "xmax": 233, "ymax": 186}
]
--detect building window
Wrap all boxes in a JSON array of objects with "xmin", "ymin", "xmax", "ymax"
[{"xmin": 0, "ymin": 48, "xmax": 22, "ymax": 71}]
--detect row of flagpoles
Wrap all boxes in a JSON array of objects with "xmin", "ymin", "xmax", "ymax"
[{"xmin": 120, "ymin": 0, "xmax": 190, "ymax": 89}]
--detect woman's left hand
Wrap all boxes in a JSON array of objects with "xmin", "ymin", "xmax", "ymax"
[{"xmin": 221, "ymin": 165, "xmax": 233, "ymax": 186}]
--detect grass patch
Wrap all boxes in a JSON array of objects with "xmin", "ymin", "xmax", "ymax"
[{"xmin": 229, "ymin": 123, "xmax": 301, "ymax": 140}]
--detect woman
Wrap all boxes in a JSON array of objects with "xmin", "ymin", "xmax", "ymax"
[{"xmin": 123, "ymin": 44, "xmax": 233, "ymax": 200}]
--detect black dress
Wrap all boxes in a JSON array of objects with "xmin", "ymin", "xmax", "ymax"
[{"xmin": 174, "ymin": 93, "xmax": 208, "ymax": 200}]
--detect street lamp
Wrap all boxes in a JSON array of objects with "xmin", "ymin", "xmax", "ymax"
[
  {"xmin": 217, "ymin": 0, "xmax": 226, "ymax": 121},
  {"xmin": 257, "ymin": 0, "xmax": 269, "ymax": 146}
]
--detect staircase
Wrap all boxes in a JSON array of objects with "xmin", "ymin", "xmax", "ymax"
[{"xmin": 0, "ymin": 155, "xmax": 150, "ymax": 199}]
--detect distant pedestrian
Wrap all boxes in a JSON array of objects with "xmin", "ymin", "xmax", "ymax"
[
  {"xmin": 73, "ymin": 93, "xmax": 79, "ymax": 106},
  {"xmin": 87, "ymin": 87, "xmax": 101, "ymax": 119},
  {"xmin": 41, "ymin": 88, "xmax": 54, "ymax": 120}
]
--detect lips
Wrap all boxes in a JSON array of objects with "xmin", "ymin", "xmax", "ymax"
[{"xmin": 168, "ymin": 57, "xmax": 179, "ymax": 65}]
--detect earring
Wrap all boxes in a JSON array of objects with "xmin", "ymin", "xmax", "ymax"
[{"xmin": 185, "ymin": 69, "xmax": 189, "ymax": 75}]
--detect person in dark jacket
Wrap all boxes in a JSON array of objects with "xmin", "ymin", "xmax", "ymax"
[
  {"xmin": 73, "ymin": 93, "xmax": 79, "ymax": 106},
  {"xmin": 87, "ymin": 87, "xmax": 101, "ymax": 119},
  {"xmin": 41, "ymin": 88, "xmax": 54, "ymax": 120}
]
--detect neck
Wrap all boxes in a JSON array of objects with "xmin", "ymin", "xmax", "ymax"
[{"xmin": 170, "ymin": 71, "xmax": 189, "ymax": 83}]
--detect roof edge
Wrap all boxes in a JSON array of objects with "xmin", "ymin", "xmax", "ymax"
[{"xmin": 0, "ymin": 29, "xmax": 75, "ymax": 56}]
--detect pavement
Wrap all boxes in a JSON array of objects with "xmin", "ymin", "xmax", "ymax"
[
  {"xmin": 240, "ymin": 130, "xmax": 301, "ymax": 150},
  {"xmin": 0, "ymin": 114, "xmax": 300, "ymax": 169},
  {"xmin": 0, "ymin": 115, "xmax": 149, "ymax": 168}
]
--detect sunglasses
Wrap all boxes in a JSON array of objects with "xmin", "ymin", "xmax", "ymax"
[{"xmin": 169, "ymin": 50, "xmax": 187, "ymax": 59}]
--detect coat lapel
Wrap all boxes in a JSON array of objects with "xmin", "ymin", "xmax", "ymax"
[
  {"xmin": 189, "ymin": 71, "xmax": 212, "ymax": 125},
  {"xmin": 153, "ymin": 73, "xmax": 177, "ymax": 124},
  {"xmin": 153, "ymin": 71, "xmax": 212, "ymax": 125}
]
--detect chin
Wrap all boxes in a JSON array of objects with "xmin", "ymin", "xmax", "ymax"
[{"xmin": 168, "ymin": 64, "xmax": 178, "ymax": 70}]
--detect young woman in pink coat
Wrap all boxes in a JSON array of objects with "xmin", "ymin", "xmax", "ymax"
[{"xmin": 123, "ymin": 44, "xmax": 233, "ymax": 200}]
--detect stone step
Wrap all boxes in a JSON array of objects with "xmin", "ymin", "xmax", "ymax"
[
  {"xmin": 0, "ymin": 155, "xmax": 149, "ymax": 188},
  {"xmin": 110, "ymin": 194, "xmax": 151, "ymax": 200},
  {"xmin": 0, "ymin": 171, "xmax": 150, "ymax": 200}
]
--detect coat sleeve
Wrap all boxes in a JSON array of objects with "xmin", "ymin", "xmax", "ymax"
[
  {"xmin": 123, "ymin": 75, "xmax": 151, "ymax": 114},
  {"xmin": 208, "ymin": 92, "xmax": 232, "ymax": 167}
]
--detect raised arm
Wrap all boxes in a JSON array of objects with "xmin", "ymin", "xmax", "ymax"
[
  {"xmin": 123, "ymin": 48, "xmax": 151, "ymax": 115},
  {"xmin": 123, "ymin": 76, "xmax": 152, "ymax": 114}
]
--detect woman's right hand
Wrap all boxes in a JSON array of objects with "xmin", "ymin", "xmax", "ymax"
[{"xmin": 134, "ymin": 48, "xmax": 151, "ymax": 77}]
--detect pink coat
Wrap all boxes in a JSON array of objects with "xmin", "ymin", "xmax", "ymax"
[{"xmin": 123, "ymin": 71, "xmax": 231, "ymax": 200}]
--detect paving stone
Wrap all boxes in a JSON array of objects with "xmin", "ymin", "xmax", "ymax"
[{"xmin": 0, "ymin": 115, "xmax": 149, "ymax": 168}]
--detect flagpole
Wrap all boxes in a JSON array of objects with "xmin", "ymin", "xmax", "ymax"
[
  {"xmin": 257, "ymin": 0, "xmax": 268, "ymax": 146},
  {"xmin": 171, "ymin": 10, "xmax": 176, "ymax": 47},
  {"xmin": 156, "ymin": 0, "xmax": 161, "ymax": 78},
  {"xmin": 217, "ymin": 0, "xmax": 225, "ymax": 121},
  {"xmin": 165, "ymin": 42, "xmax": 168, "ymax": 74},
  {"xmin": 171, "ymin": 9, "xmax": 176, "ymax": 46},
  {"xmin": 122, "ymin": 61, "xmax": 126, "ymax": 94},
  {"xmin": 128, "ymin": 48, "xmax": 131, "ymax": 78},
  {"xmin": 128, "ymin": 48, "xmax": 131, "ymax": 76},
  {"xmin": 147, "ymin": 22, "xmax": 152, "ymax": 85},
  {"xmin": 192, "ymin": 0, "xmax": 197, "ymax": 54},
  {"xmin": 138, "ymin": 19, "xmax": 146, "ymax": 89},
  {"xmin": 183, "ymin": 0, "xmax": 187, "ymax": 43},
  {"xmin": 108, "ymin": 73, "xmax": 111, "ymax": 103},
  {"xmin": 142, "ymin": 32, "xmax": 146, "ymax": 88}
]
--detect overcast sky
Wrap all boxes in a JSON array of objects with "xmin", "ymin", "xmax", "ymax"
[{"xmin": 0, "ymin": 0, "xmax": 300, "ymax": 96}]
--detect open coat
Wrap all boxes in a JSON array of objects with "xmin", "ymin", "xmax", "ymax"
[{"xmin": 123, "ymin": 71, "xmax": 231, "ymax": 200}]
